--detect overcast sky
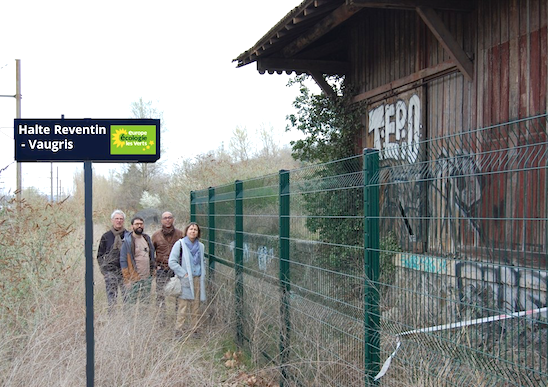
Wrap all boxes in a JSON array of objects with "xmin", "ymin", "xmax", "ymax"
[{"xmin": 0, "ymin": 0, "xmax": 305, "ymax": 196}]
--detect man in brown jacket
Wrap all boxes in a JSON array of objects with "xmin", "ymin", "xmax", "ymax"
[{"xmin": 152, "ymin": 211, "xmax": 184, "ymax": 317}]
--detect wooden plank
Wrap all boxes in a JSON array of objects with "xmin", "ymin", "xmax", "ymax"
[
  {"xmin": 348, "ymin": 0, "xmax": 475, "ymax": 12},
  {"xmin": 519, "ymin": 33, "xmax": 528, "ymax": 118},
  {"xmin": 500, "ymin": 40, "xmax": 510, "ymax": 122},
  {"xmin": 295, "ymin": 39, "xmax": 346, "ymax": 59},
  {"xmin": 491, "ymin": 44, "xmax": 501, "ymax": 124},
  {"xmin": 518, "ymin": 0, "xmax": 527, "ymax": 119},
  {"xmin": 352, "ymin": 60, "xmax": 457, "ymax": 103},
  {"xmin": 476, "ymin": 1, "xmax": 485, "ymax": 128},
  {"xmin": 417, "ymin": 6, "xmax": 474, "ymax": 81},
  {"xmin": 309, "ymin": 70, "xmax": 337, "ymax": 97},
  {"xmin": 468, "ymin": 2, "xmax": 477, "ymax": 131},
  {"xmin": 282, "ymin": 4, "xmax": 361, "ymax": 57},
  {"xmin": 529, "ymin": 29, "xmax": 541, "ymax": 115},
  {"xmin": 508, "ymin": 0, "xmax": 520, "ymax": 120},
  {"xmin": 500, "ymin": 0, "xmax": 509, "ymax": 46},
  {"xmin": 395, "ymin": 10, "xmax": 401, "ymax": 79},
  {"xmin": 492, "ymin": 0, "xmax": 501, "ymax": 123},
  {"xmin": 530, "ymin": 0, "xmax": 540, "ymax": 32},
  {"xmin": 415, "ymin": 11, "xmax": 423, "ymax": 71},
  {"xmin": 545, "ymin": 2, "xmax": 548, "ymax": 116},
  {"xmin": 378, "ymin": 8, "xmax": 387, "ymax": 87},
  {"xmin": 529, "ymin": 0, "xmax": 541, "ymax": 115},
  {"xmin": 387, "ymin": 8, "xmax": 394, "ymax": 82},
  {"xmin": 540, "ymin": 26, "xmax": 547, "ymax": 112},
  {"xmin": 455, "ymin": 69, "xmax": 463, "ymax": 137},
  {"xmin": 543, "ymin": 0, "xmax": 548, "ymax": 29}
]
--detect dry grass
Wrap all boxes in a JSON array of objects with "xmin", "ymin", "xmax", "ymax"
[
  {"xmin": 0, "ymin": 196, "xmax": 274, "ymax": 387},
  {"xmin": 4, "ymin": 195, "xmax": 545, "ymax": 387}
]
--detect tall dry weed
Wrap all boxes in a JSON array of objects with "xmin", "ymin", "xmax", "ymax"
[{"xmin": 0, "ymin": 196, "xmax": 256, "ymax": 386}]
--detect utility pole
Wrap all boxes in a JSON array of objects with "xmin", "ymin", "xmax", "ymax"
[
  {"xmin": 16, "ymin": 59, "xmax": 22, "ymax": 202},
  {"xmin": 0, "ymin": 59, "xmax": 20, "ymax": 201}
]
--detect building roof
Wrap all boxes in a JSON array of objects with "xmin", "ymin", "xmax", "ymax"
[
  {"xmin": 234, "ymin": 0, "xmax": 347, "ymax": 74},
  {"xmin": 234, "ymin": 0, "xmax": 476, "ymax": 76}
]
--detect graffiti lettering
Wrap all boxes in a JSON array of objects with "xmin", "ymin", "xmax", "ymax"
[
  {"xmin": 400, "ymin": 254, "xmax": 448, "ymax": 274},
  {"xmin": 368, "ymin": 94, "xmax": 421, "ymax": 163}
]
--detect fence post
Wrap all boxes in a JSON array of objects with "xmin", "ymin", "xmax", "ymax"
[
  {"xmin": 190, "ymin": 190, "xmax": 196, "ymax": 222},
  {"xmin": 235, "ymin": 180, "xmax": 244, "ymax": 346},
  {"xmin": 208, "ymin": 187, "xmax": 216, "ymax": 280},
  {"xmin": 363, "ymin": 149, "xmax": 380, "ymax": 385},
  {"xmin": 279, "ymin": 170, "xmax": 291, "ymax": 385}
]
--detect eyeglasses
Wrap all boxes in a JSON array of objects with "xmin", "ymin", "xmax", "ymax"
[{"xmin": 162, "ymin": 216, "xmax": 173, "ymax": 220}]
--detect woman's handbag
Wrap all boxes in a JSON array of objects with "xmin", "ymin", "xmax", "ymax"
[{"xmin": 164, "ymin": 276, "xmax": 181, "ymax": 297}]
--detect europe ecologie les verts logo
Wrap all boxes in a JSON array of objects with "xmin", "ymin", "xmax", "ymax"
[{"xmin": 110, "ymin": 125, "xmax": 156, "ymax": 155}]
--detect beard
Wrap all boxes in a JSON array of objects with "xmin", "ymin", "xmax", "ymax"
[{"xmin": 134, "ymin": 227, "xmax": 143, "ymax": 235}]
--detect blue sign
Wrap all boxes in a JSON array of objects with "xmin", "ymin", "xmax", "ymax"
[{"xmin": 14, "ymin": 118, "xmax": 160, "ymax": 162}]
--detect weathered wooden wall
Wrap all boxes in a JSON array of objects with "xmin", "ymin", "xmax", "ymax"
[{"xmin": 351, "ymin": 0, "xmax": 548, "ymax": 260}]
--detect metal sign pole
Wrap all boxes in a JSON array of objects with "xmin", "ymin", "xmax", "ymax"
[
  {"xmin": 84, "ymin": 161, "xmax": 94, "ymax": 387},
  {"xmin": 13, "ymin": 118, "xmax": 160, "ymax": 387}
]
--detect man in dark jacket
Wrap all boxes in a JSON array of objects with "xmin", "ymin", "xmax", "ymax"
[
  {"xmin": 152, "ymin": 211, "xmax": 184, "ymax": 317},
  {"xmin": 120, "ymin": 216, "xmax": 155, "ymax": 303},
  {"xmin": 97, "ymin": 209, "xmax": 127, "ymax": 313}
]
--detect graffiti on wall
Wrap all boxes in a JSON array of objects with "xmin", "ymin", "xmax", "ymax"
[
  {"xmin": 230, "ymin": 241, "xmax": 275, "ymax": 271},
  {"xmin": 368, "ymin": 94, "xmax": 422, "ymax": 163},
  {"xmin": 397, "ymin": 253, "xmax": 548, "ymax": 314},
  {"xmin": 430, "ymin": 148, "xmax": 484, "ymax": 251}
]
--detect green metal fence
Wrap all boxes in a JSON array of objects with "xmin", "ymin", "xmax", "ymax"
[{"xmin": 191, "ymin": 113, "xmax": 548, "ymax": 386}]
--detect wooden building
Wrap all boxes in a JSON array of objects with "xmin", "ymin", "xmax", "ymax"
[{"xmin": 235, "ymin": 0, "xmax": 548, "ymax": 264}]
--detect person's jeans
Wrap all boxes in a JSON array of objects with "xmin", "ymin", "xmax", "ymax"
[
  {"xmin": 124, "ymin": 277, "xmax": 152, "ymax": 304},
  {"xmin": 104, "ymin": 271, "xmax": 124, "ymax": 313}
]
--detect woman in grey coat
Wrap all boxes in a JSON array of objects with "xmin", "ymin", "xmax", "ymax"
[{"xmin": 168, "ymin": 222, "xmax": 206, "ymax": 336}]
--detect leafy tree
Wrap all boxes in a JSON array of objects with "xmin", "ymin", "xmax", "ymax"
[
  {"xmin": 286, "ymin": 75, "xmax": 366, "ymax": 272},
  {"xmin": 286, "ymin": 75, "xmax": 365, "ymax": 163}
]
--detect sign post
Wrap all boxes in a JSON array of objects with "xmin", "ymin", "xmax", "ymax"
[{"xmin": 15, "ymin": 118, "xmax": 161, "ymax": 387}]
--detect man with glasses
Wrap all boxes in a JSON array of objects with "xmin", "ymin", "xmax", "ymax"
[
  {"xmin": 152, "ymin": 212, "xmax": 184, "ymax": 319},
  {"xmin": 120, "ymin": 216, "xmax": 155, "ymax": 303},
  {"xmin": 97, "ymin": 209, "xmax": 127, "ymax": 314}
]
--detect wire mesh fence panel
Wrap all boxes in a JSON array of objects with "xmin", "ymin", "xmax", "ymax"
[
  {"xmin": 190, "ymin": 113, "xmax": 548, "ymax": 387},
  {"xmin": 241, "ymin": 174, "xmax": 281, "ymax": 363},
  {"xmin": 286, "ymin": 156, "xmax": 366, "ymax": 386},
  {"xmin": 375, "ymin": 114, "xmax": 548, "ymax": 387}
]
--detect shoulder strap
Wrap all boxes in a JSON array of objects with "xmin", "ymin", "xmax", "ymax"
[{"xmin": 180, "ymin": 239, "xmax": 183, "ymax": 265}]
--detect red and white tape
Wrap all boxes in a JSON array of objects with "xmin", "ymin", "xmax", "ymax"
[{"xmin": 374, "ymin": 306, "xmax": 547, "ymax": 381}]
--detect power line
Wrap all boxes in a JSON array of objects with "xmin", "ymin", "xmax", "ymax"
[{"xmin": 0, "ymin": 127, "xmax": 13, "ymax": 139}]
